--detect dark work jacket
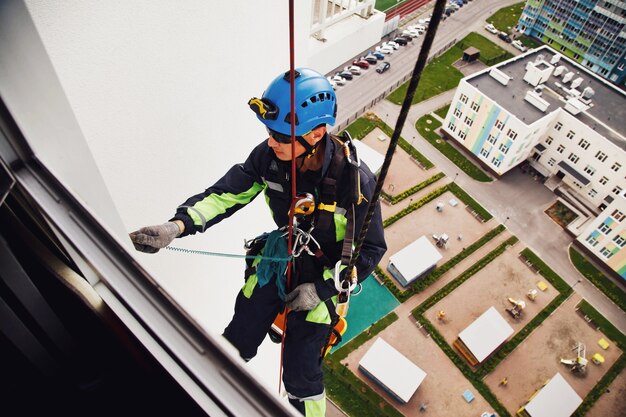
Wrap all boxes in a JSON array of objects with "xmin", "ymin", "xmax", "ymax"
[{"xmin": 172, "ymin": 134, "xmax": 387, "ymax": 300}]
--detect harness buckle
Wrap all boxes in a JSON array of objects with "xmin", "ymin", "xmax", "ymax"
[{"xmin": 317, "ymin": 202, "xmax": 337, "ymax": 212}]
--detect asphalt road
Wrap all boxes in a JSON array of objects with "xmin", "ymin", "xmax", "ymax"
[{"xmin": 332, "ymin": 0, "xmax": 522, "ymax": 131}]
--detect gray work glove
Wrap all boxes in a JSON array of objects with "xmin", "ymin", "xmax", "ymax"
[
  {"xmin": 129, "ymin": 221, "xmax": 181, "ymax": 254},
  {"xmin": 285, "ymin": 283, "xmax": 321, "ymax": 312}
]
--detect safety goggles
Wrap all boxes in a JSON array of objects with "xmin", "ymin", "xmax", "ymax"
[{"xmin": 266, "ymin": 127, "xmax": 301, "ymax": 144}]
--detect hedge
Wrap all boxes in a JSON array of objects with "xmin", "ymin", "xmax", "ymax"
[
  {"xmin": 324, "ymin": 312, "xmax": 401, "ymax": 417},
  {"xmin": 378, "ymin": 224, "xmax": 507, "ymax": 302},
  {"xmin": 569, "ymin": 247, "xmax": 626, "ymax": 313},
  {"xmin": 381, "ymin": 172, "xmax": 446, "ymax": 204},
  {"xmin": 519, "ymin": 248, "xmax": 572, "ymax": 293}
]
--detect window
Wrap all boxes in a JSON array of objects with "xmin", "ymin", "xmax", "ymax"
[
  {"xmin": 499, "ymin": 143, "xmax": 510, "ymax": 154},
  {"xmin": 548, "ymin": 157, "xmax": 556, "ymax": 167},
  {"xmin": 545, "ymin": 136, "xmax": 554, "ymax": 145},
  {"xmin": 554, "ymin": 122, "xmax": 563, "ymax": 131},
  {"xmin": 586, "ymin": 234, "xmax": 599, "ymax": 247},
  {"xmin": 487, "ymin": 134, "xmax": 497, "ymax": 144},
  {"xmin": 611, "ymin": 162, "xmax": 622, "ymax": 172},
  {"xmin": 454, "ymin": 108, "xmax": 462, "ymax": 118},
  {"xmin": 464, "ymin": 116, "xmax": 473, "ymax": 127},
  {"xmin": 566, "ymin": 130, "xmax": 575, "ymax": 139},
  {"xmin": 599, "ymin": 176, "xmax": 609, "ymax": 185},
  {"xmin": 568, "ymin": 153, "xmax": 579, "ymax": 163},
  {"xmin": 612, "ymin": 209, "xmax": 625, "ymax": 222},
  {"xmin": 578, "ymin": 138, "xmax": 590, "ymax": 150},
  {"xmin": 613, "ymin": 235, "xmax": 626, "ymax": 248},
  {"xmin": 507, "ymin": 129, "xmax": 518, "ymax": 140},
  {"xmin": 588, "ymin": 188, "xmax": 597, "ymax": 198},
  {"xmin": 491, "ymin": 157, "xmax": 501, "ymax": 167},
  {"xmin": 471, "ymin": 101, "xmax": 480, "ymax": 111},
  {"xmin": 583, "ymin": 165, "xmax": 595, "ymax": 176},
  {"xmin": 595, "ymin": 151, "xmax": 608, "ymax": 162},
  {"xmin": 557, "ymin": 144, "xmax": 565, "ymax": 153},
  {"xmin": 460, "ymin": 94, "xmax": 468, "ymax": 104},
  {"xmin": 599, "ymin": 246, "xmax": 614, "ymax": 259},
  {"xmin": 495, "ymin": 120, "xmax": 504, "ymax": 130},
  {"xmin": 599, "ymin": 222, "xmax": 611, "ymax": 234},
  {"xmin": 448, "ymin": 121, "xmax": 456, "ymax": 132},
  {"xmin": 480, "ymin": 148, "xmax": 490, "ymax": 158},
  {"xmin": 612, "ymin": 186, "xmax": 623, "ymax": 195},
  {"xmin": 458, "ymin": 130, "xmax": 466, "ymax": 140}
]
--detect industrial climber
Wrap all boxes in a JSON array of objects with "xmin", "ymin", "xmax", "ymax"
[{"xmin": 129, "ymin": 68, "xmax": 386, "ymax": 417}]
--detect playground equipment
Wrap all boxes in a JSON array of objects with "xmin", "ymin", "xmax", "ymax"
[
  {"xmin": 527, "ymin": 289, "xmax": 538, "ymax": 301},
  {"xmin": 506, "ymin": 297, "xmax": 526, "ymax": 319},
  {"xmin": 432, "ymin": 233, "xmax": 449, "ymax": 248},
  {"xmin": 591, "ymin": 353, "xmax": 605, "ymax": 365},
  {"xmin": 437, "ymin": 310, "xmax": 448, "ymax": 323},
  {"xmin": 560, "ymin": 342, "xmax": 588, "ymax": 374}
]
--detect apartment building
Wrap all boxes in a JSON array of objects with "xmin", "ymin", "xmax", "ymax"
[
  {"xmin": 517, "ymin": 0, "xmax": 626, "ymax": 86},
  {"xmin": 441, "ymin": 46, "xmax": 626, "ymax": 280}
]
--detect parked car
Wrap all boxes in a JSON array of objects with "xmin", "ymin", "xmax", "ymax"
[
  {"xmin": 402, "ymin": 30, "xmax": 418, "ymax": 38},
  {"xmin": 331, "ymin": 74, "xmax": 346, "ymax": 86},
  {"xmin": 512, "ymin": 40, "xmax": 528, "ymax": 52},
  {"xmin": 375, "ymin": 46, "xmax": 393, "ymax": 54},
  {"xmin": 376, "ymin": 62, "xmax": 391, "ymax": 74},
  {"xmin": 393, "ymin": 37, "xmax": 408, "ymax": 46},
  {"xmin": 409, "ymin": 24, "xmax": 426, "ymax": 32},
  {"xmin": 384, "ymin": 41, "xmax": 400, "ymax": 50},
  {"xmin": 498, "ymin": 31, "xmax": 512, "ymax": 43},
  {"xmin": 337, "ymin": 70, "xmax": 353, "ymax": 80},
  {"xmin": 370, "ymin": 51, "xmax": 385, "ymax": 60},
  {"xmin": 397, "ymin": 34, "xmax": 413, "ymax": 42},
  {"xmin": 364, "ymin": 55, "xmax": 378, "ymax": 64},
  {"xmin": 345, "ymin": 65, "xmax": 362, "ymax": 75},
  {"xmin": 418, "ymin": 18, "xmax": 430, "ymax": 25},
  {"xmin": 484, "ymin": 23, "xmax": 498, "ymax": 34},
  {"xmin": 352, "ymin": 59, "xmax": 369, "ymax": 69}
]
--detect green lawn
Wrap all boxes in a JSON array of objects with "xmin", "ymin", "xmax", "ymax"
[
  {"xmin": 569, "ymin": 247, "xmax": 626, "ymax": 312},
  {"xmin": 434, "ymin": 103, "xmax": 450, "ymax": 119},
  {"xmin": 375, "ymin": 0, "xmax": 405, "ymax": 12},
  {"xmin": 387, "ymin": 32, "xmax": 513, "ymax": 105},
  {"xmin": 519, "ymin": 34, "xmax": 543, "ymax": 49},
  {"xmin": 415, "ymin": 114, "xmax": 492, "ymax": 182},
  {"xmin": 486, "ymin": 1, "xmax": 526, "ymax": 34}
]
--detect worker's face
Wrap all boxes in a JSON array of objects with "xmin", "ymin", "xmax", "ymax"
[{"xmin": 267, "ymin": 126, "xmax": 326, "ymax": 161}]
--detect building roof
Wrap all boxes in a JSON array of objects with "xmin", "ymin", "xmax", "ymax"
[
  {"xmin": 358, "ymin": 337, "xmax": 426, "ymax": 403},
  {"xmin": 467, "ymin": 46, "xmax": 626, "ymax": 151},
  {"xmin": 458, "ymin": 306, "xmax": 514, "ymax": 363},
  {"xmin": 524, "ymin": 372, "xmax": 582, "ymax": 417},
  {"xmin": 352, "ymin": 139, "xmax": 384, "ymax": 174},
  {"xmin": 388, "ymin": 235, "xmax": 442, "ymax": 281}
]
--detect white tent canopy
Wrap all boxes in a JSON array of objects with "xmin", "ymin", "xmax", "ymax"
[
  {"xmin": 387, "ymin": 236, "xmax": 442, "ymax": 286},
  {"xmin": 358, "ymin": 337, "xmax": 426, "ymax": 403},
  {"xmin": 524, "ymin": 372, "xmax": 582, "ymax": 417},
  {"xmin": 458, "ymin": 306, "xmax": 514, "ymax": 363}
]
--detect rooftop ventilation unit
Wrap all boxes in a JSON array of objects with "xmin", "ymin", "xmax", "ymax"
[
  {"xmin": 553, "ymin": 65, "xmax": 567, "ymax": 77},
  {"xmin": 489, "ymin": 67, "xmax": 511, "ymax": 85},
  {"xmin": 550, "ymin": 54, "xmax": 562, "ymax": 65},
  {"xmin": 524, "ymin": 90, "xmax": 550, "ymax": 112},
  {"xmin": 571, "ymin": 77, "xmax": 584, "ymax": 89},
  {"xmin": 562, "ymin": 71, "xmax": 575, "ymax": 83},
  {"xmin": 564, "ymin": 97, "xmax": 589, "ymax": 115},
  {"xmin": 536, "ymin": 53, "xmax": 545, "ymax": 63},
  {"xmin": 523, "ymin": 59, "xmax": 554, "ymax": 86},
  {"xmin": 582, "ymin": 86, "xmax": 595, "ymax": 99}
]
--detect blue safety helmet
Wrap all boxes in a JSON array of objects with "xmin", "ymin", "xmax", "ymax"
[{"xmin": 248, "ymin": 68, "xmax": 337, "ymax": 137}]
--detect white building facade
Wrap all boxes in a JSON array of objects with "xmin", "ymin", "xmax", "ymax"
[{"xmin": 442, "ymin": 46, "xmax": 626, "ymax": 280}]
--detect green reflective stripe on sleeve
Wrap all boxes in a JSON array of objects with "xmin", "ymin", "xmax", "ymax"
[
  {"xmin": 188, "ymin": 182, "xmax": 265, "ymax": 227},
  {"xmin": 304, "ymin": 396, "xmax": 326, "ymax": 417},
  {"xmin": 334, "ymin": 213, "xmax": 347, "ymax": 242},
  {"xmin": 242, "ymin": 274, "xmax": 258, "ymax": 299}
]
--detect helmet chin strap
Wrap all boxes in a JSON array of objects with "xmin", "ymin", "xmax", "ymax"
[{"xmin": 295, "ymin": 134, "xmax": 322, "ymax": 159}]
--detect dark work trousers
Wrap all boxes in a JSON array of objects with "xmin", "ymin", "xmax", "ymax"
[{"xmin": 223, "ymin": 275, "xmax": 330, "ymax": 413}]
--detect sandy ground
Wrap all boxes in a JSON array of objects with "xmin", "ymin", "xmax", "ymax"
[
  {"xmin": 341, "ymin": 314, "xmax": 497, "ymax": 417},
  {"xmin": 362, "ymin": 127, "xmax": 438, "ymax": 196},
  {"xmin": 586, "ymin": 367, "xmax": 626, "ymax": 417},
  {"xmin": 380, "ymin": 190, "xmax": 493, "ymax": 290},
  {"xmin": 483, "ymin": 294, "xmax": 623, "ymax": 415},
  {"xmin": 427, "ymin": 243, "xmax": 558, "ymax": 347}
]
